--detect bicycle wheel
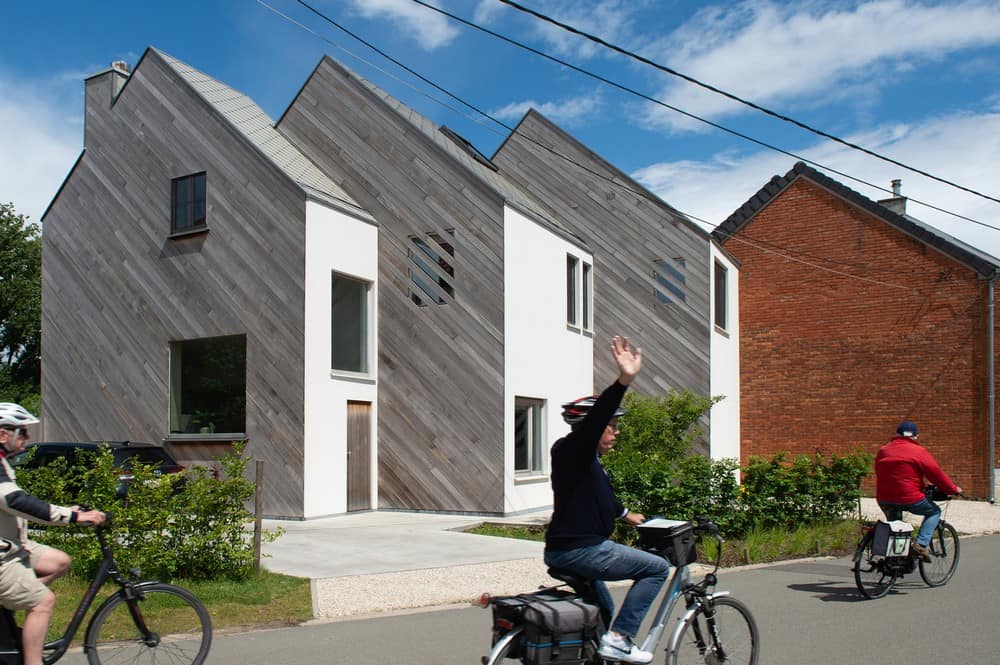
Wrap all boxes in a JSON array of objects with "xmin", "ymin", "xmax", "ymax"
[
  {"xmin": 919, "ymin": 521, "xmax": 960, "ymax": 587},
  {"xmin": 669, "ymin": 596, "xmax": 759, "ymax": 665},
  {"xmin": 853, "ymin": 532, "xmax": 896, "ymax": 599},
  {"xmin": 84, "ymin": 582, "xmax": 212, "ymax": 665}
]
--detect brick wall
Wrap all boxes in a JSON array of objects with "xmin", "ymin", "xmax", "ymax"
[{"xmin": 724, "ymin": 178, "xmax": 996, "ymax": 498}]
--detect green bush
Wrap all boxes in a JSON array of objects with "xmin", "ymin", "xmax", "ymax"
[
  {"xmin": 16, "ymin": 441, "xmax": 279, "ymax": 581},
  {"xmin": 603, "ymin": 390, "xmax": 872, "ymax": 541}
]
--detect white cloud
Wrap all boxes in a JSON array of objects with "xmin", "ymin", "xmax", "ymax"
[
  {"xmin": 491, "ymin": 93, "xmax": 602, "ymax": 126},
  {"xmin": 0, "ymin": 70, "xmax": 81, "ymax": 224},
  {"xmin": 510, "ymin": 0, "xmax": 649, "ymax": 60},
  {"xmin": 348, "ymin": 0, "xmax": 459, "ymax": 50},
  {"xmin": 633, "ymin": 109, "xmax": 1000, "ymax": 258},
  {"xmin": 641, "ymin": 0, "xmax": 1000, "ymax": 131}
]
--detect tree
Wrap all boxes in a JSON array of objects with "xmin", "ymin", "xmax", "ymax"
[{"xmin": 0, "ymin": 202, "xmax": 41, "ymax": 409}]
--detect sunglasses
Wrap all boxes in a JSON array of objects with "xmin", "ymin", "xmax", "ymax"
[{"xmin": 2, "ymin": 427, "xmax": 28, "ymax": 437}]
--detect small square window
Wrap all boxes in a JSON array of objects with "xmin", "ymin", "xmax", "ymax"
[
  {"xmin": 171, "ymin": 172, "xmax": 207, "ymax": 234},
  {"xmin": 515, "ymin": 397, "xmax": 545, "ymax": 474}
]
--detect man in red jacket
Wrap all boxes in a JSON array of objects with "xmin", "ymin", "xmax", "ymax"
[{"xmin": 875, "ymin": 421, "xmax": 962, "ymax": 561}]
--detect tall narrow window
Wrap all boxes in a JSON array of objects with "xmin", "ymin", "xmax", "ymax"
[
  {"xmin": 169, "ymin": 334, "xmax": 246, "ymax": 435},
  {"xmin": 409, "ymin": 231, "xmax": 455, "ymax": 306},
  {"xmin": 567, "ymin": 254, "xmax": 580, "ymax": 326},
  {"xmin": 714, "ymin": 261, "xmax": 728, "ymax": 332},
  {"xmin": 332, "ymin": 273, "xmax": 370, "ymax": 374},
  {"xmin": 582, "ymin": 261, "xmax": 593, "ymax": 331},
  {"xmin": 653, "ymin": 257, "xmax": 687, "ymax": 305},
  {"xmin": 515, "ymin": 397, "xmax": 545, "ymax": 474},
  {"xmin": 171, "ymin": 172, "xmax": 207, "ymax": 234}
]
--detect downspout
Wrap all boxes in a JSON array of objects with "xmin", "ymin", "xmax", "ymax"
[{"xmin": 989, "ymin": 270, "xmax": 997, "ymax": 503}]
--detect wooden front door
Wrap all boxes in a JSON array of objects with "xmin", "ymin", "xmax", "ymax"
[{"xmin": 346, "ymin": 401, "xmax": 371, "ymax": 511}]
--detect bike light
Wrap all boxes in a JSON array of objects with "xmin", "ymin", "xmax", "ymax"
[
  {"xmin": 477, "ymin": 592, "xmax": 491, "ymax": 607},
  {"xmin": 496, "ymin": 618, "xmax": 514, "ymax": 631}
]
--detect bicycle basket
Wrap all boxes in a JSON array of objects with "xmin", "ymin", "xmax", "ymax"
[{"xmin": 636, "ymin": 518, "xmax": 697, "ymax": 566}]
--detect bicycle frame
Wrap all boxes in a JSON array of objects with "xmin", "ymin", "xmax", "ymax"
[{"xmin": 0, "ymin": 524, "xmax": 156, "ymax": 664}]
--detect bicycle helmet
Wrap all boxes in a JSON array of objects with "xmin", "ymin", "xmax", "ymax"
[
  {"xmin": 896, "ymin": 420, "xmax": 918, "ymax": 438},
  {"xmin": 0, "ymin": 403, "xmax": 39, "ymax": 428},
  {"xmin": 561, "ymin": 395, "xmax": 626, "ymax": 425}
]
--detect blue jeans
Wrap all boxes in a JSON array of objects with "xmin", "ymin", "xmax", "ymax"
[
  {"xmin": 879, "ymin": 498, "xmax": 941, "ymax": 546},
  {"xmin": 544, "ymin": 540, "xmax": 669, "ymax": 638}
]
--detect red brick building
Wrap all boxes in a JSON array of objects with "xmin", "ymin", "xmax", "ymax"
[{"xmin": 713, "ymin": 162, "xmax": 1000, "ymax": 499}]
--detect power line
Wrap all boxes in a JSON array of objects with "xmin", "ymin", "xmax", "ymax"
[
  {"xmin": 401, "ymin": 0, "xmax": 998, "ymax": 230},
  {"xmin": 494, "ymin": 0, "xmax": 1000, "ymax": 206},
  {"xmin": 259, "ymin": 0, "xmax": 1000, "ymax": 282}
]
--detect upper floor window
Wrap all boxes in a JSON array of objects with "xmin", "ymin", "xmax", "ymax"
[
  {"xmin": 714, "ymin": 261, "xmax": 728, "ymax": 332},
  {"xmin": 654, "ymin": 257, "xmax": 686, "ymax": 305},
  {"xmin": 567, "ymin": 254, "xmax": 593, "ymax": 331},
  {"xmin": 514, "ymin": 397, "xmax": 545, "ymax": 474},
  {"xmin": 168, "ymin": 334, "xmax": 246, "ymax": 435},
  {"xmin": 171, "ymin": 172, "xmax": 207, "ymax": 234},
  {"xmin": 409, "ymin": 231, "xmax": 455, "ymax": 307},
  {"xmin": 332, "ymin": 272, "xmax": 371, "ymax": 374}
]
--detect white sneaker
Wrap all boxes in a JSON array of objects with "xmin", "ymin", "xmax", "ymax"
[{"xmin": 597, "ymin": 631, "xmax": 653, "ymax": 664}]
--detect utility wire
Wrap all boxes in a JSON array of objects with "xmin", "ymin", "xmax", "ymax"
[
  {"xmin": 261, "ymin": 0, "xmax": 1000, "ymax": 276},
  {"xmin": 402, "ymin": 0, "xmax": 998, "ymax": 230},
  {"xmin": 494, "ymin": 0, "xmax": 1000, "ymax": 205}
]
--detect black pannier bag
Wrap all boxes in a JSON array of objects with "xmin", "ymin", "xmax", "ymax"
[
  {"xmin": 636, "ymin": 518, "xmax": 697, "ymax": 566},
  {"xmin": 521, "ymin": 595, "xmax": 602, "ymax": 665},
  {"xmin": 491, "ymin": 589, "xmax": 576, "ymax": 660}
]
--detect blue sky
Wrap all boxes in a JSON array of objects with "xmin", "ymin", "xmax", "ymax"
[{"xmin": 3, "ymin": 0, "xmax": 999, "ymax": 256}]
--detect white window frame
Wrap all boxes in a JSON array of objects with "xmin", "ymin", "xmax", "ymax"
[
  {"xmin": 566, "ymin": 254, "xmax": 593, "ymax": 332},
  {"xmin": 514, "ymin": 397, "xmax": 546, "ymax": 475},
  {"xmin": 331, "ymin": 271, "xmax": 373, "ymax": 378}
]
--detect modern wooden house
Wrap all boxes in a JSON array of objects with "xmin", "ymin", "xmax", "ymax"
[
  {"xmin": 713, "ymin": 162, "xmax": 999, "ymax": 499},
  {"xmin": 41, "ymin": 47, "xmax": 736, "ymax": 518}
]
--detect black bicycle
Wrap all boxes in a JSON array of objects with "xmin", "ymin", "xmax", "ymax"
[
  {"xmin": 853, "ymin": 485, "xmax": 960, "ymax": 599},
  {"xmin": 480, "ymin": 517, "xmax": 759, "ymax": 665},
  {"xmin": 0, "ymin": 517, "xmax": 211, "ymax": 665}
]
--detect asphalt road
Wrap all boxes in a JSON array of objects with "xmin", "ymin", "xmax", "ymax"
[{"xmin": 208, "ymin": 533, "xmax": 999, "ymax": 665}]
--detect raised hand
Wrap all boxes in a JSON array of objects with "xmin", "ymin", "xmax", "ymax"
[{"xmin": 612, "ymin": 335, "xmax": 642, "ymax": 385}]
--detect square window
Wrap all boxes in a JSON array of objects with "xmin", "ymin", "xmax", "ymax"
[
  {"xmin": 515, "ymin": 397, "xmax": 545, "ymax": 474},
  {"xmin": 171, "ymin": 172, "xmax": 207, "ymax": 234},
  {"xmin": 169, "ymin": 334, "xmax": 246, "ymax": 435},
  {"xmin": 332, "ymin": 273, "xmax": 370, "ymax": 374},
  {"xmin": 409, "ymin": 231, "xmax": 455, "ymax": 307}
]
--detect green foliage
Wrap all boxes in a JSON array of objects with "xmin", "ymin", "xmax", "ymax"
[
  {"xmin": 0, "ymin": 202, "xmax": 41, "ymax": 404},
  {"xmin": 602, "ymin": 388, "xmax": 873, "ymax": 542},
  {"xmin": 17, "ymin": 441, "xmax": 280, "ymax": 581}
]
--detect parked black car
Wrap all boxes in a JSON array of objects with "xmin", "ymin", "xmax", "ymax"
[{"xmin": 8, "ymin": 441, "xmax": 185, "ymax": 493}]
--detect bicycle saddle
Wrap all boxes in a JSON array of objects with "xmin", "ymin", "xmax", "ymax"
[{"xmin": 547, "ymin": 567, "xmax": 591, "ymax": 586}]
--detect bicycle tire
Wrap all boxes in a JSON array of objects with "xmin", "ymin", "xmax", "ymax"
[
  {"xmin": 84, "ymin": 582, "xmax": 212, "ymax": 665},
  {"xmin": 669, "ymin": 595, "xmax": 759, "ymax": 665},
  {"xmin": 853, "ymin": 532, "xmax": 896, "ymax": 599},
  {"xmin": 919, "ymin": 521, "xmax": 960, "ymax": 587}
]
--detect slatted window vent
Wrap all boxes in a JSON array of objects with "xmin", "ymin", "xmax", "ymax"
[
  {"xmin": 654, "ymin": 257, "xmax": 687, "ymax": 305},
  {"xmin": 409, "ymin": 231, "xmax": 455, "ymax": 307}
]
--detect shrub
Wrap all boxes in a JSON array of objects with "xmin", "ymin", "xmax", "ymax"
[{"xmin": 16, "ymin": 441, "xmax": 279, "ymax": 581}]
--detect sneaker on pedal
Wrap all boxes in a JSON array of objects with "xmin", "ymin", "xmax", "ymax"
[
  {"xmin": 598, "ymin": 631, "xmax": 653, "ymax": 664},
  {"xmin": 910, "ymin": 542, "xmax": 932, "ymax": 562}
]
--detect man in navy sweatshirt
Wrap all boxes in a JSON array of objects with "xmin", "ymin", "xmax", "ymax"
[{"xmin": 544, "ymin": 336, "xmax": 668, "ymax": 665}]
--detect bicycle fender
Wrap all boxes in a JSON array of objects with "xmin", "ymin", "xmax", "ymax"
[
  {"xmin": 483, "ymin": 626, "xmax": 524, "ymax": 665},
  {"xmin": 665, "ymin": 591, "xmax": 733, "ymax": 658}
]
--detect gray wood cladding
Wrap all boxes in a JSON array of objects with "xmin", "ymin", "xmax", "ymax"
[
  {"xmin": 493, "ymin": 111, "xmax": 712, "ymax": 454},
  {"xmin": 42, "ymin": 50, "xmax": 309, "ymax": 517},
  {"xmin": 279, "ymin": 57, "xmax": 506, "ymax": 513}
]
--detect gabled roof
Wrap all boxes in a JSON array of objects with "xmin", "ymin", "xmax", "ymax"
[
  {"xmin": 713, "ymin": 161, "xmax": 1000, "ymax": 277},
  {"xmin": 152, "ymin": 49, "xmax": 367, "ymax": 217},
  {"xmin": 328, "ymin": 58, "xmax": 587, "ymax": 249}
]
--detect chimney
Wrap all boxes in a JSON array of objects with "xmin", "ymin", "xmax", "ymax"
[
  {"xmin": 83, "ymin": 59, "xmax": 132, "ymax": 148},
  {"xmin": 877, "ymin": 179, "xmax": 907, "ymax": 216}
]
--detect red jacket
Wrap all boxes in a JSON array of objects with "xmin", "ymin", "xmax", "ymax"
[{"xmin": 875, "ymin": 437, "xmax": 959, "ymax": 505}]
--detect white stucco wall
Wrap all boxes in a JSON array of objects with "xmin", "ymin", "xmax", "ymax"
[
  {"xmin": 504, "ymin": 206, "xmax": 593, "ymax": 514},
  {"xmin": 303, "ymin": 200, "xmax": 378, "ymax": 518},
  {"xmin": 709, "ymin": 243, "xmax": 740, "ymax": 462}
]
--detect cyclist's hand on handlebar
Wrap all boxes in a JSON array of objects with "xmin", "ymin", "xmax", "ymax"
[{"xmin": 75, "ymin": 509, "xmax": 107, "ymax": 526}]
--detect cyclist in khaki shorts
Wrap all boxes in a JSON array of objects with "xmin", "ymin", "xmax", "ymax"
[{"xmin": 0, "ymin": 403, "xmax": 105, "ymax": 665}]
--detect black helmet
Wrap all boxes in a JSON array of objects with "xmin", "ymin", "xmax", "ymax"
[{"xmin": 561, "ymin": 395, "xmax": 626, "ymax": 425}]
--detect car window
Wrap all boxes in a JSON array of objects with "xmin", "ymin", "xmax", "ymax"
[{"xmin": 113, "ymin": 448, "xmax": 174, "ymax": 469}]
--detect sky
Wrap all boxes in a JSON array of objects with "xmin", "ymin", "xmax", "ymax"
[{"xmin": 2, "ymin": 0, "xmax": 999, "ymax": 258}]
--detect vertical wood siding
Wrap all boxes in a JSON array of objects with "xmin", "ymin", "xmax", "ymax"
[
  {"xmin": 279, "ymin": 57, "xmax": 506, "ymax": 513},
  {"xmin": 42, "ymin": 51, "xmax": 309, "ymax": 517},
  {"xmin": 493, "ymin": 112, "xmax": 713, "ymax": 452}
]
